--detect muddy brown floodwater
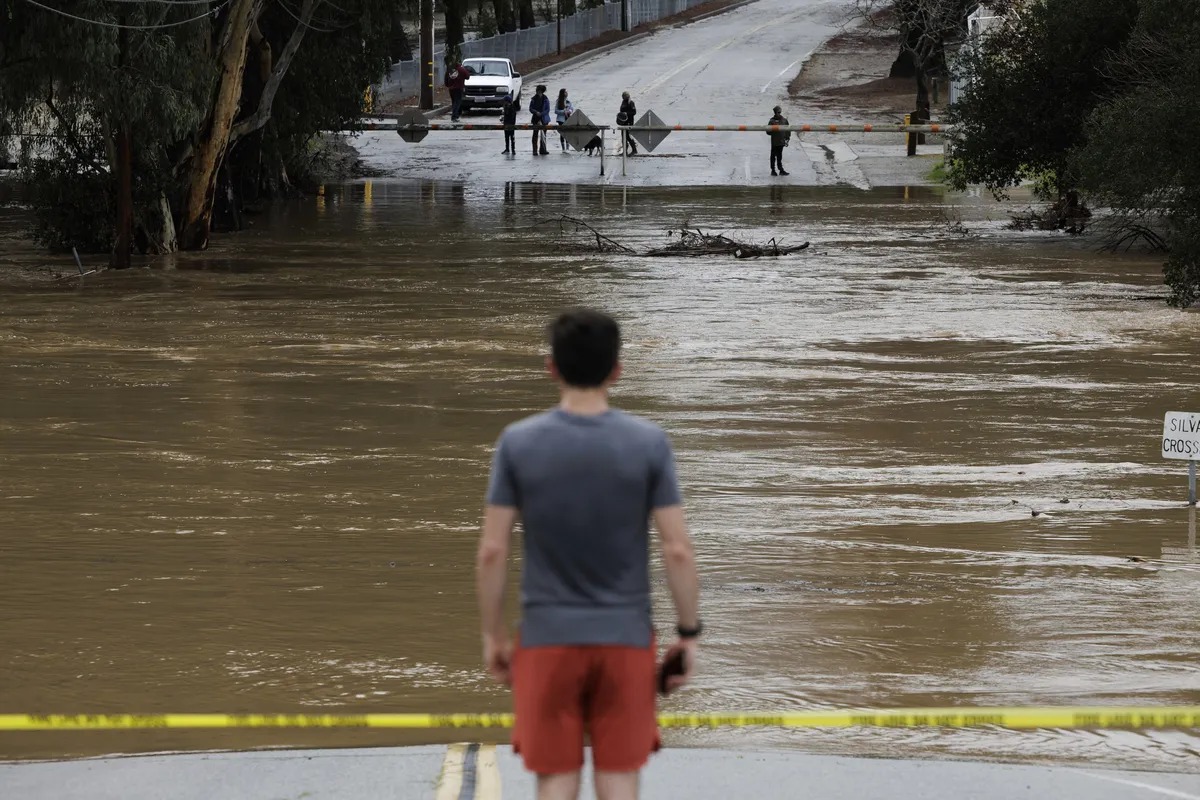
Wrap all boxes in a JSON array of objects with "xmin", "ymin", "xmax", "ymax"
[{"xmin": 1, "ymin": 182, "xmax": 1198, "ymax": 771}]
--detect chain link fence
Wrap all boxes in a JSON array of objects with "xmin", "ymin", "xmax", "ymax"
[{"xmin": 380, "ymin": 0, "xmax": 714, "ymax": 100}]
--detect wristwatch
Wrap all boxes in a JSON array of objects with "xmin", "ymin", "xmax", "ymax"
[{"xmin": 676, "ymin": 620, "xmax": 703, "ymax": 639}]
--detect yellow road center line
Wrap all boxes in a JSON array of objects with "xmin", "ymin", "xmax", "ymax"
[
  {"xmin": 435, "ymin": 743, "xmax": 466, "ymax": 800},
  {"xmin": 476, "ymin": 743, "xmax": 502, "ymax": 800}
]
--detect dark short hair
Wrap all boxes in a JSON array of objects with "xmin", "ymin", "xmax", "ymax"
[{"xmin": 550, "ymin": 309, "xmax": 620, "ymax": 388}]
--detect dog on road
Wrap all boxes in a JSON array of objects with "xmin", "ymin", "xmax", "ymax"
[{"xmin": 583, "ymin": 135, "xmax": 603, "ymax": 156}]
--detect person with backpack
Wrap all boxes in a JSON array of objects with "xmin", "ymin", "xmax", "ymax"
[
  {"xmin": 501, "ymin": 93, "xmax": 518, "ymax": 155},
  {"xmin": 617, "ymin": 91, "xmax": 637, "ymax": 156},
  {"xmin": 444, "ymin": 54, "xmax": 468, "ymax": 123},
  {"xmin": 767, "ymin": 104, "xmax": 791, "ymax": 176},
  {"xmin": 529, "ymin": 85, "xmax": 551, "ymax": 156},
  {"xmin": 555, "ymin": 89, "xmax": 575, "ymax": 152}
]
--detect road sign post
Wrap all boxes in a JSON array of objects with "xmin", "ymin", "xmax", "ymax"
[
  {"xmin": 1191, "ymin": 460, "xmax": 1197, "ymax": 507},
  {"xmin": 1162, "ymin": 411, "xmax": 1200, "ymax": 505}
]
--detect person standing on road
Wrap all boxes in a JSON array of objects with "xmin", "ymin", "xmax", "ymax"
[
  {"xmin": 555, "ymin": 89, "xmax": 575, "ymax": 152},
  {"xmin": 529, "ymin": 85, "xmax": 551, "ymax": 156},
  {"xmin": 444, "ymin": 53, "xmax": 468, "ymax": 123},
  {"xmin": 477, "ymin": 308, "xmax": 702, "ymax": 800},
  {"xmin": 617, "ymin": 92, "xmax": 638, "ymax": 156},
  {"xmin": 767, "ymin": 105, "xmax": 791, "ymax": 177},
  {"xmin": 501, "ymin": 93, "xmax": 518, "ymax": 155}
]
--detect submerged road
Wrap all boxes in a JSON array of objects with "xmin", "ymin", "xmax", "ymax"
[
  {"xmin": 5, "ymin": 745, "xmax": 1199, "ymax": 799},
  {"xmin": 353, "ymin": 0, "xmax": 938, "ymax": 187}
]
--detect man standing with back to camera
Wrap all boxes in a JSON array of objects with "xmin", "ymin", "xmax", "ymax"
[{"xmin": 476, "ymin": 308, "xmax": 702, "ymax": 800}]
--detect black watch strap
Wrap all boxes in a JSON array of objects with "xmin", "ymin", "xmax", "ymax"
[{"xmin": 676, "ymin": 620, "xmax": 703, "ymax": 639}]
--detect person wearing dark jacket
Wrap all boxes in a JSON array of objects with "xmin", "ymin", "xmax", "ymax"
[
  {"xmin": 501, "ymin": 94, "xmax": 518, "ymax": 155},
  {"xmin": 445, "ymin": 58, "xmax": 469, "ymax": 122},
  {"xmin": 617, "ymin": 92, "xmax": 637, "ymax": 156},
  {"xmin": 529, "ymin": 85, "xmax": 551, "ymax": 156},
  {"xmin": 767, "ymin": 105, "xmax": 791, "ymax": 176}
]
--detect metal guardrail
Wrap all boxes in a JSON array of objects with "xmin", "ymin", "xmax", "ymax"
[
  {"xmin": 367, "ymin": 109, "xmax": 955, "ymax": 176},
  {"xmin": 363, "ymin": 122, "xmax": 954, "ymax": 134}
]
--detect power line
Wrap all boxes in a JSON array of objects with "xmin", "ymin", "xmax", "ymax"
[
  {"xmin": 90, "ymin": 0, "xmax": 218, "ymax": 5},
  {"xmin": 18, "ymin": 0, "xmax": 231, "ymax": 29},
  {"xmin": 276, "ymin": 0, "xmax": 349, "ymax": 34}
]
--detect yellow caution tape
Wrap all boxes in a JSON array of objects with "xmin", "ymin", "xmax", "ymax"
[{"xmin": 1, "ymin": 707, "xmax": 1198, "ymax": 731}]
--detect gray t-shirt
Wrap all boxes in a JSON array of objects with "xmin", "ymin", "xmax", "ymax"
[{"xmin": 485, "ymin": 408, "xmax": 682, "ymax": 648}]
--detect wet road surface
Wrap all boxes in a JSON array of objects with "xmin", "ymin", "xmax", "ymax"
[
  {"xmin": 353, "ymin": 0, "xmax": 941, "ymax": 187},
  {"xmin": 5, "ymin": 745, "xmax": 1200, "ymax": 799}
]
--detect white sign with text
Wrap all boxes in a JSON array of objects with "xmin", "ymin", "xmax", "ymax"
[{"xmin": 1162, "ymin": 411, "xmax": 1200, "ymax": 460}]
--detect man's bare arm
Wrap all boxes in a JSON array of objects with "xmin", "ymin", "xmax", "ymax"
[
  {"xmin": 652, "ymin": 504, "xmax": 699, "ymax": 629},
  {"xmin": 476, "ymin": 505, "xmax": 517, "ymax": 684},
  {"xmin": 476, "ymin": 505, "xmax": 517, "ymax": 640}
]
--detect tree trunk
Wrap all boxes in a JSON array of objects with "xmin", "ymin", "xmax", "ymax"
[
  {"xmin": 914, "ymin": 65, "xmax": 930, "ymax": 146},
  {"xmin": 390, "ymin": 11, "xmax": 414, "ymax": 60},
  {"xmin": 112, "ymin": 124, "xmax": 133, "ymax": 269},
  {"xmin": 112, "ymin": 20, "xmax": 132, "ymax": 269},
  {"xmin": 178, "ymin": 0, "xmax": 260, "ymax": 251},
  {"xmin": 889, "ymin": 0, "xmax": 922, "ymax": 79},
  {"xmin": 518, "ymin": 0, "xmax": 535, "ymax": 29},
  {"xmin": 135, "ymin": 194, "xmax": 179, "ymax": 255},
  {"xmin": 444, "ymin": 0, "xmax": 466, "ymax": 51},
  {"xmin": 492, "ymin": 0, "xmax": 516, "ymax": 32}
]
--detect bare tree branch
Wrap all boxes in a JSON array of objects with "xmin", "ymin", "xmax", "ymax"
[{"xmin": 229, "ymin": 0, "xmax": 322, "ymax": 143}]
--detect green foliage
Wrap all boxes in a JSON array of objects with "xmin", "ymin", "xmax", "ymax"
[
  {"xmin": 1073, "ymin": 0, "xmax": 1200, "ymax": 306},
  {"xmin": 476, "ymin": 6, "xmax": 499, "ymax": 38},
  {"xmin": 950, "ymin": 0, "xmax": 1200, "ymax": 306},
  {"xmin": 24, "ymin": 157, "xmax": 114, "ymax": 252},
  {"xmin": 2, "ymin": 0, "xmax": 405, "ymax": 250},
  {"xmin": 946, "ymin": 0, "xmax": 1140, "ymax": 200},
  {"xmin": 0, "ymin": 0, "xmax": 210, "ymax": 252}
]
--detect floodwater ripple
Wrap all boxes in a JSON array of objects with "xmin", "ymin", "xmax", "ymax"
[{"xmin": 0, "ymin": 182, "xmax": 1197, "ymax": 770}]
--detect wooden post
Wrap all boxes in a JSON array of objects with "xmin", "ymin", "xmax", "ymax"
[
  {"xmin": 420, "ymin": 0, "xmax": 434, "ymax": 110},
  {"xmin": 905, "ymin": 113, "xmax": 915, "ymax": 158},
  {"xmin": 621, "ymin": 0, "xmax": 629, "ymax": 31}
]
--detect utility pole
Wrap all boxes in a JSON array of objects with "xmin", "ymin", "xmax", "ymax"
[
  {"xmin": 621, "ymin": 0, "xmax": 628, "ymax": 32},
  {"xmin": 556, "ymin": 0, "xmax": 561, "ymax": 54},
  {"xmin": 420, "ymin": 0, "xmax": 434, "ymax": 110}
]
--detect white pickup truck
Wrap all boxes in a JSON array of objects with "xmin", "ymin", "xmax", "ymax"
[{"xmin": 459, "ymin": 57, "xmax": 523, "ymax": 113}]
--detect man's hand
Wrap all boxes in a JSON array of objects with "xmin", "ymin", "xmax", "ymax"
[
  {"xmin": 662, "ymin": 637, "xmax": 699, "ymax": 694},
  {"xmin": 483, "ymin": 633, "xmax": 513, "ymax": 686}
]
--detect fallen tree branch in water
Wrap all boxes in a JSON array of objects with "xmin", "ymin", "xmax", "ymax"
[
  {"xmin": 541, "ymin": 216, "xmax": 810, "ymax": 259},
  {"xmin": 645, "ymin": 227, "xmax": 810, "ymax": 259},
  {"xmin": 532, "ymin": 215, "xmax": 639, "ymax": 255}
]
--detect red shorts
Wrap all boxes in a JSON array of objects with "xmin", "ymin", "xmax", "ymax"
[{"xmin": 511, "ymin": 643, "xmax": 660, "ymax": 774}]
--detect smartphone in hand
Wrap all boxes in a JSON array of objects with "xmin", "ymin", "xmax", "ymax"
[{"xmin": 657, "ymin": 648, "xmax": 686, "ymax": 696}]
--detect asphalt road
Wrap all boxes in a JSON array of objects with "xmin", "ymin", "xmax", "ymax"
[
  {"xmin": 5, "ymin": 745, "xmax": 1198, "ymax": 799},
  {"xmin": 352, "ymin": 0, "xmax": 942, "ymax": 187}
]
